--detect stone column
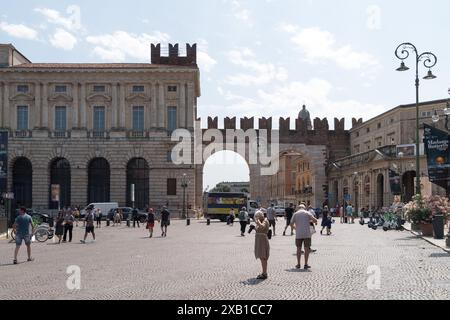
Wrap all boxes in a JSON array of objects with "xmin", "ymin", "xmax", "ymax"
[
  {"xmin": 187, "ymin": 82, "xmax": 195, "ymax": 129},
  {"xmin": 0, "ymin": 82, "xmax": 3, "ymax": 128},
  {"xmin": 42, "ymin": 82, "xmax": 48, "ymax": 128},
  {"xmin": 179, "ymin": 82, "xmax": 186, "ymax": 128},
  {"xmin": 150, "ymin": 82, "xmax": 157, "ymax": 128},
  {"xmin": 80, "ymin": 82, "xmax": 87, "ymax": 129},
  {"xmin": 34, "ymin": 82, "xmax": 41, "ymax": 129},
  {"xmin": 119, "ymin": 83, "xmax": 126, "ymax": 128},
  {"xmin": 158, "ymin": 82, "xmax": 165, "ymax": 129},
  {"xmin": 111, "ymin": 83, "xmax": 118, "ymax": 129},
  {"xmin": 71, "ymin": 167, "xmax": 88, "ymax": 207},
  {"xmin": 3, "ymin": 82, "xmax": 9, "ymax": 128},
  {"xmin": 33, "ymin": 164, "xmax": 48, "ymax": 208},
  {"xmin": 72, "ymin": 82, "xmax": 79, "ymax": 128}
]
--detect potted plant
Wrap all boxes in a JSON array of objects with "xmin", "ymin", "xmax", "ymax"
[
  {"xmin": 425, "ymin": 195, "xmax": 450, "ymax": 239},
  {"xmin": 404, "ymin": 194, "xmax": 433, "ymax": 236}
]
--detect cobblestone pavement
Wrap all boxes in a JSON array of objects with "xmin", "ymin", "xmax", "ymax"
[{"xmin": 1, "ymin": 219, "xmax": 449, "ymax": 300}]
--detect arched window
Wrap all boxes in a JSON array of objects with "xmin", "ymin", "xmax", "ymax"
[
  {"xmin": 88, "ymin": 158, "xmax": 110, "ymax": 203},
  {"xmin": 12, "ymin": 157, "xmax": 32, "ymax": 208},
  {"xmin": 126, "ymin": 158, "xmax": 149, "ymax": 209},
  {"xmin": 49, "ymin": 158, "xmax": 71, "ymax": 209}
]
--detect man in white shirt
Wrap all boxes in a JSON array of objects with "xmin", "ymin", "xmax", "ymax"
[
  {"xmin": 266, "ymin": 203, "xmax": 278, "ymax": 236},
  {"xmin": 290, "ymin": 203, "xmax": 318, "ymax": 270}
]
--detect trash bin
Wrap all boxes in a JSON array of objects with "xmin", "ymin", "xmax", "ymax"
[
  {"xmin": 186, "ymin": 218, "xmax": 190, "ymax": 226},
  {"xmin": 206, "ymin": 218, "xmax": 210, "ymax": 226},
  {"xmin": 432, "ymin": 215, "xmax": 444, "ymax": 239}
]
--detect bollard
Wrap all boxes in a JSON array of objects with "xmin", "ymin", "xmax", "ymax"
[
  {"xmin": 206, "ymin": 218, "xmax": 210, "ymax": 226},
  {"xmin": 186, "ymin": 218, "xmax": 190, "ymax": 226},
  {"xmin": 106, "ymin": 219, "xmax": 110, "ymax": 227},
  {"xmin": 127, "ymin": 219, "xmax": 130, "ymax": 227}
]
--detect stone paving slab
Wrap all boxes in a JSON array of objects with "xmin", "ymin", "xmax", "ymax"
[
  {"xmin": 402, "ymin": 222, "xmax": 450, "ymax": 253},
  {"xmin": 0, "ymin": 219, "xmax": 449, "ymax": 300}
]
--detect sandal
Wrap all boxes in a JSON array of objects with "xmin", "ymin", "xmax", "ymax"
[
  {"xmin": 27, "ymin": 257, "xmax": 34, "ymax": 262},
  {"xmin": 13, "ymin": 260, "xmax": 17, "ymax": 265},
  {"xmin": 257, "ymin": 274, "xmax": 268, "ymax": 280},
  {"xmin": 296, "ymin": 264, "xmax": 301, "ymax": 269}
]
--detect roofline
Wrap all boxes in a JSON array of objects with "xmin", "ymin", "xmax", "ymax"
[
  {"xmin": 0, "ymin": 44, "xmax": 32, "ymax": 64},
  {"xmin": 350, "ymin": 98, "xmax": 449, "ymax": 132}
]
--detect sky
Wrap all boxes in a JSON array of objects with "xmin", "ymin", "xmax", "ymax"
[{"xmin": 1, "ymin": 0, "xmax": 450, "ymax": 190}]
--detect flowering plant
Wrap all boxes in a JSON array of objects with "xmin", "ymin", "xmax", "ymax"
[
  {"xmin": 424, "ymin": 195, "xmax": 450, "ymax": 221},
  {"xmin": 403, "ymin": 194, "xmax": 432, "ymax": 224}
]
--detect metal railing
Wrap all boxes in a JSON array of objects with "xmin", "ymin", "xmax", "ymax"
[
  {"xmin": 14, "ymin": 130, "xmax": 32, "ymax": 138},
  {"xmin": 52, "ymin": 131, "xmax": 70, "ymax": 138}
]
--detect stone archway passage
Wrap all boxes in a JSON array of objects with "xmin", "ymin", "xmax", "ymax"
[
  {"xmin": 126, "ymin": 158, "xmax": 149, "ymax": 209},
  {"xmin": 88, "ymin": 158, "xmax": 110, "ymax": 204},
  {"xmin": 13, "ymin": 157, "xmax": 33, "ymax": 208},
  {"xmin": 49, "ymin": 158, "xmax": 71, "ymax": 209}
]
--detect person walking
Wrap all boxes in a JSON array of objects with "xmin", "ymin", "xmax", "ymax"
[
  {"xmin": 346, "ymin": 203, "xmax": 353, "ymax": 224},
  {"xmin": 80, "ymin": 206, "xmax": 95, "ymax": 243},
  {"xmin": 320, "ymin": 205, "xmax": 332, "ymax": 235},
  {"xmin": 238, "ymin": 206, "xmax": 249, "ymax": 236},
  {"xmin": 73, "ymin": 206, "xmax": 80, "ymax": 227},
  {"xmin": 54, "ymin": 212, "xmax": 64, "ymax": 244},
  {"xmin": 96, "ymin": 208, "xmax": 102, "ymax": 228},
  {"xmin": 266, "ymin": 203, "xmax": 277, "ymax": 236},
  {"xmin": 132, "ymin": 207, "xmax": 140, "ymax": 228},
  {"xmin": 63, "ymin": 210, "xmax": 75, "ymax": 242},
  {"xmin": 227, "ymin": 208, "xmax": 235, "ymax": 226},
  {"xmin": 290, "ymin": 203, "xmax": 318, "ymax": 270},
  {"xmin": 12, "ymin": 207, "xmax": 34, "ymax": 264},
  {"xmin": 283, "ymin": 203, "xmax": 295, "ymax": 236},
  {"xmin": 253, "ymin": 210, "xmax": 270, "ymax": 280},
  {"xmin": 146, "ymin": 208, "xmax": 155, "ymax": 238},
  {"xmin": 160, "ymin": 206, "xmax": 170, "ymax": 237}
]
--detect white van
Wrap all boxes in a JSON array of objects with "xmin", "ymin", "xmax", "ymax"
[{"xmin": 80, "ymin": 202, "xmax": 118, "ymax": 219}]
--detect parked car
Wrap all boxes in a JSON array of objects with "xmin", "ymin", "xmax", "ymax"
[
  {"xmin": 274, "ymin": 206, "xmax": 286, "ymax": 217},
  {"xmin": 80, "ymin": 202, "xmax": 119, "ymax": 219},
  {"xmin": 107, "ymin": 207, "xmax": 147, "ymax": 223}
]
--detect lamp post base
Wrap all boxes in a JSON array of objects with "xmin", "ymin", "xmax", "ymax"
[{"xmin": 186, "ymin": 218, "xmax": 190, "ymax": 226}]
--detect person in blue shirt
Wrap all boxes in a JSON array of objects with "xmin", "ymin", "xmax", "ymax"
[{"xmin": 13, "ymin": 207, "xmax": 34, "ymax": 264}]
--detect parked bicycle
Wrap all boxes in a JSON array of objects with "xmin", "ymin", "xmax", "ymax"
[{"xmin": 10, "ymin": 224, "xmax": 54, "ymax": 242}]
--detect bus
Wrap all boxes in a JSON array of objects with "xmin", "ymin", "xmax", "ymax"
[{"xmin": 204, "ymin": 192, "xmax": 258, "ymax": 222}]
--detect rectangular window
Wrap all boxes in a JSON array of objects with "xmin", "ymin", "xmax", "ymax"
[
  {"xmin": 356, "ymin": 132, "xmax": 359, "ymax": 137},
  {"xmin": 93, "ymin": 106, "xmax": 105, "ymax": 132},
  {"xmin": 377, "ymin": 123, "xmax": 381, "ymax": 129},
  {"xmin": 93, "ymin": 85, "xmax": 106, "ymax": 92},
  {"xmin": 168, "ymin": 86, "xmax": 177, "ymax": 92},
  {"xmin": 366, "ymin": 127, "xmax": 370, "ymax": 133},
  {"xmin": 167, "ymin": 178, "xmax": 177, "ymax": 195},
  {"xmin": 55, "ymin": 106, "xmax": 67, "ymax": 131},
  {"xmin": 17, "ymin": 106, "xmax": 28, "ymax": 131},
  {"xmin": 55, "ymin": 85, "xmax": 67, "ymax": 93},
  {"xmin": 17, "ymin": 85, "xmax": 29, "ymax": 93},
  {"xmin": 132, "ymin": 106, "xmax": 144, "ymax": 131},
  {"xmin": 133, "ymin": 85, "xmax": 145, "ymax": 93},
  {"xmin": 167, "ymin": 106, "xmax": 177, "ymax": 132}
]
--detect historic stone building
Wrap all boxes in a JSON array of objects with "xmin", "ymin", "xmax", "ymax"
[
  {"xmin": 0, "ymin": 43, "xmax": 199, "ymax": 214},
  {"xmin": 327, "ymin": 99, "xmax": 449, "ymax": 212}
]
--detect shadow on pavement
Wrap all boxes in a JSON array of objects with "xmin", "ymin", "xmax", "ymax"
[
  {"xmin": 285, "ymin": 268, "xmax": 311, "ymax": 273},
  {"xmin": 429, "ymin": 252, "xmax": 450, "ymax": 258},
  {"xmin": 240, "ymin": 278, "xmax": 266, "ymax": 286}
]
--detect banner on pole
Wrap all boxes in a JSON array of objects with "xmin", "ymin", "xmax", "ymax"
[{"xmin": 423, "ymin": 124, "xmax": 450, "ymax": 188}]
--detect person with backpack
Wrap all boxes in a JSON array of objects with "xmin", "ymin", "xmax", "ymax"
[
  {"xmin": 132, "ymin": 207, "xmax": 140, "ymax": 228},
  {"xmin": 283, "ymin": 203, "xmax": 295, "ymax": 236},
  {"xmin": 238, "ymin": 206, "xmax": 249, "ymax": 236},
  {"xmin": 160, "ymin": 206, "xmax": 170, "ymax": 237}
]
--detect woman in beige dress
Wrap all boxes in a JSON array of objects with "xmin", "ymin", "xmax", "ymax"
[{"xmin": 254, "ymin": 210, "xmax": 270, "ymax": 280}]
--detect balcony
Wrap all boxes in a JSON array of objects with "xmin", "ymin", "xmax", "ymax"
[
  {"xmin": 88, "ymin": 131, "xmax": 109, "ymax": 139},
  {"xmin": 14, "ymin": 130, "xmax": 32, "ymax": 138},
  {"xmin": 127, "ymin": 130, "xmax": 148, "ymax": 139},
  {"xmin": 51, "ymin": 131, "xmax": 70, "ymax": 139}
]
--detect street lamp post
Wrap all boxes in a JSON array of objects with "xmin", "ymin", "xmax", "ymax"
[
  {"xmin": 395, "ymin": 42, "xmax": 438, "ymax": 196},
  {"xmin": 181, "ymin": 173, "xmax": 189, "ymax": 225}
]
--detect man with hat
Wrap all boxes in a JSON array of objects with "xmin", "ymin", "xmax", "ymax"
[{"xmin": 80, "ymin": 205, "xmax": 96, "ymax": 243}]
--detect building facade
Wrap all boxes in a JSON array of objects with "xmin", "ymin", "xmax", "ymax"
[
  {"xmin": 327, "ymin": 99, "xmax": 449, "ymax": 212},
  {"xmin": 0, "ymin": 43, "xmax": 200, "ymax": 215}
]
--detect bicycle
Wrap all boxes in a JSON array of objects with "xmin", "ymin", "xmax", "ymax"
[{"xmin": 10, "ymin": 224, "xmax": 55, "ymax": 242}]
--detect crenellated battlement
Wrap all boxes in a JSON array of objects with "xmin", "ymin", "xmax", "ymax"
[{"xmin": 151, "ymin": 43, "xmax": 197, "ymax": 66}]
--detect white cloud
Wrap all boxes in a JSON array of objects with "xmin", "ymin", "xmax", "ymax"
[
  {"xmin": 86, "ymin": 31, "xmax": 171, "ymax": 62},
  {"xmin": 35, "ymin": 5, "xmax": 83, "ymax": 32},
  {"xmin": 0, "ymin": 21, "xmax": 38, "ymax": 40},
  {"xmin": 49, "ymin": 28, "xmax": 77, "ymax": 50},
  {"xmin": 227, "ymin": 0, "xmax": 253, "ymax": 26},
  {"xmin": 214, "ymin": 78, "xmax": 385, "ymax": 129},
  {"xmin": 285, "ymin": 26, "xmax": 380, "ymax": 71},
  {"xmin": 196, "ymin": 39, "xmax": 217, "ymax": 72},
  {"xmin": 225, "ymin": 48, "xmax": 288, "ymax": 86}
]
